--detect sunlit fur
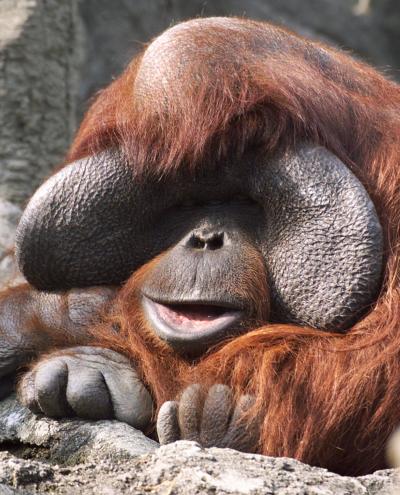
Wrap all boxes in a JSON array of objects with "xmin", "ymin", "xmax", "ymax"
[{"xmin": 57, "ymin": 18, "xmax": 400, "ymax": 475}]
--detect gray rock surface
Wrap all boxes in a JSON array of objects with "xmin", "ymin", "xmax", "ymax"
[
  {"xmin": 0, "ymin": 396, "xmax": 157, "ymax": 466},
  {"xmin": 0, "ymin": 440, "xmax": 398, "ymax": 494},
  {"xmin": 0, "ymin": 201, "xmax": 24, "ymax": 289},
  {"xmin": 0, "ymin": 0, "xmax": 82, "ymax": 207},
  {"xmin": 0, "ymin": 396, "xmax": 398, "ymax": 494},
  {"xmin": 0, "ymin": 0, "xmax": 82, "ymax": 287}
]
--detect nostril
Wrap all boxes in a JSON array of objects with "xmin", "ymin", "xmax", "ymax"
[
  {"xmin": 186, "ymin": 232, "xmax": 225, "ymax": 251},
  {"xmin": 206, "ymin": 232, "xmax": 224, "ymax": 250},
  {"xmin": 187, "ymin": 235, "xmax": 206, "ymax": 250}
]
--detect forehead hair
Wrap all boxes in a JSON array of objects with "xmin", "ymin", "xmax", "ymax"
[{"xmin": 68, "ymin": 17, "xmax": 399, "ymax": 182}]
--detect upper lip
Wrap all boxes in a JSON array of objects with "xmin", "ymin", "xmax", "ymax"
[
  {"xmin": 141, "ymin": 289, "xmax": 245, "ymax": 312},
  {"xmin": 144, "ymin": 297, "xmax": 243, "ymax": 311}
]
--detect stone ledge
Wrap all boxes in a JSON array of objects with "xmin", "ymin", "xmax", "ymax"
[{"xmin": 0, "ymin": 396, "xmax": 397, "ymax": 494}]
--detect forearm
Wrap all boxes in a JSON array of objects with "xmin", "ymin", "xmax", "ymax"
[{"xmin": 0, "ymin": 284, "xmax": 117, "ymax": 380}]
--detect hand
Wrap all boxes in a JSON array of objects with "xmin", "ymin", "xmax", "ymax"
[
  {"xmin": 157, "ymin": 384, "xmax": 259, "ymax": 451},
  {"xmin": 18, "ymin": 346, "xmax": 153, "ymax": 431}
]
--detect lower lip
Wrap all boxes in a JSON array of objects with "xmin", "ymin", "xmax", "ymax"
[
  {"xmin": 142, "ymin": 296, "xmax": 242, "ymax": 337},
  {"xmin": 153, "ymin": 301, "xmax": 240, "ymax": 333}
]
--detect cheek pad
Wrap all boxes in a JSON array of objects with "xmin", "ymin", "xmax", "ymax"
[
  {"xmin": 252, "ymin": 145, "xmax": 383, "ymax": 331},
  {"xmin": 15, "ymin": 145, "xmax": 383, "ymax": 332},
  {"xmin": 15, "ymin": 151, "xmax": 161, "ymax": 289}
]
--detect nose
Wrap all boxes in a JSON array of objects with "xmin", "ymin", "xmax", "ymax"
[{"xmin": 186, "ymin": 231, "xmax": 225, "ymax": 251}]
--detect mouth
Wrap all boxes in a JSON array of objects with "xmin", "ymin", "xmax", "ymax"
[
  {"xmin": 142, "ymin": 296, "xmax": 243, "ymax": 352},
  {"xmin": 151, "ymin": 300, "xmax": 241, "ymax": 332}
]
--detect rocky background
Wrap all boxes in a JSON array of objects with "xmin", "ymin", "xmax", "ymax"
[
  {"xmin": 0, "ymin": 0, "xmax": 399, "ymax": 493},
  {"xmin": 0, "ymin": 0, "xmax": 81, "ymax": 287}
]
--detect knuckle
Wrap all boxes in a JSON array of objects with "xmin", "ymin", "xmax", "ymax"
[{"xmin": 35, "ymin": 360, "xmax": 67, "ymax": 394}]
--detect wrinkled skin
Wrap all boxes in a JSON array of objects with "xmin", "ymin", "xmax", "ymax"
[
  {"xmin": 5, "ymin": 145, "xmax": 383, "ymax": 446},
  {"xmin": 157, "ymin": 384, "xmax": 259, "ymax": 451},
  {"xmin": 19, "ymin": 346, "xmax": 152, "ymax": 430},
  {"xmin": 16, "ymin": 146, "xmax": 383, "ymax": 333}
]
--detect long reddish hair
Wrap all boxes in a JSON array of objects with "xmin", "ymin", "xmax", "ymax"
[{"xmin": 69, "ymin": 18, "xmax": 399, "ymax": 475}]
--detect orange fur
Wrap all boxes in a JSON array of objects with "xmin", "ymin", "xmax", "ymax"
[{"xmin": 46, "ymin": 19, "xmax": 400, "ymax": 475}]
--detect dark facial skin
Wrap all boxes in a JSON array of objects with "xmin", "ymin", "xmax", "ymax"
[
  {"xmin": 16, "ymin": 144, "xmax": 383, "ymax": 358},
  {"xmin": 9, "ymin": 141, "xmax": 384, "ymax": 442},
  {"xmin": 141, "ymin": 203, "xmax": 268, "ymax": 355}
]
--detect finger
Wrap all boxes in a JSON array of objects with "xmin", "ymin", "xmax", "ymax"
[
  {"xmin": 66, "ymin": 364, "xmax": 113, "ymax": 420},
  {"xmin": 18, "ymin": 370, "xmax": 41, "ymax": 414},
  {"xmin": 103, "ymin": 367, "xmax": 153, "ymax": 429},
  {"xmin": 200, "ymin": 384, "xmax": 233, "ymax": 447},
  {"xmin": 34, "ymin": 359, "xmax": 72, "ymax": 418},
  {"xmin": 178, "ymin": 384, "xmax": 203, "ymax": 442},
  {"xmin": 222, "ymin": 394, "xmax": 258, "ymax": 451},
  {"xmin": 157, "ymin": 401, "xmax": 180, "ymax": 444}
]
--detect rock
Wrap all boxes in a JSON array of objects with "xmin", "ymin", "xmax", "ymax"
[
  {"xmin": 0, "ymin": 452, "xmax": 53, "ymax": 488},
  {"xmin": 0, "ymin": 397, "xmax": 397, "ymax": 494},
  {"xmin": 0, "ymin": 396, "xmax": 157, "ymax": 466},
  {"xmin": 0, "ymin": 0, "xmax": 82, "ymax": 287},
  {"xmin": 0, "ymin": 0, "xmax": 82, "ymax": 207},
  {"xmin": 0, "ymin": 439, "xmax": 398, "ymax": 494},
  {"xmin": 0, "ymin": 482, "xmax": 29, "ymax": 495},
  {"xmin": 0, "ymin": 201, "xmax": 24, "ymax": 289}
]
